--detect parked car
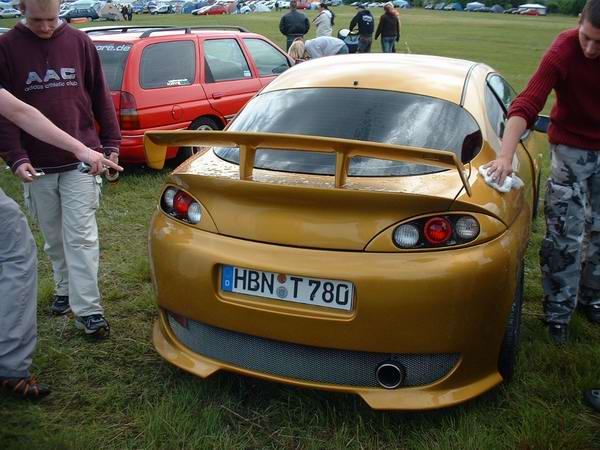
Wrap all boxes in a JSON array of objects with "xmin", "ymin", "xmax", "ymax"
[
  {"xmin": 0, "ymin": 27, "xmax": 9, "ymax": 34},
  {"xmin": 433, "ymin": 2, "xmax": 446, "ymax": 9},
  {"xmin": 0, "ymin": 8, "xmax": 21, "ymax": 18},
  {"xmin": 59, "ymin": 7, "xmax": 99, "ymax": 22},
  {"xmin": 520, "ymin": 8, "xmax": 540, "ymax": 15},
  {"xmin": 151, "ymin": 3, "xmax": 174, "ymax": 13},
  {"xmin": 87, "ymin": 25, "xmax": 293, "ymax": 163},
  {"xmin": 193, "ymin": 3, "xmax": 227, "ymax": 13},
  {"xmin": 144, "ymin": 53, "xmax": 545, "ymax": 410},
  {"xmin": 503, "ymin": 7, "xmax": 518, "ymax": 13},
  {"xmin": 443, "ymin": 2, "xmax": 462, "ymax": 10}
]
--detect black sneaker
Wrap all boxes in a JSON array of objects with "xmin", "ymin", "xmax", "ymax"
[
  {"xmin": 584, "ymin": 389, "xmax": 600, "ymax": 412},
  {"xmin": 51, "ymin": 295, "xmax": 71, "ymax": 315},
  {"xmin": 580, "ymin": 304, "xmax": 600, "ymax": 324},
  {"xmin": 75, "ymin": 314, "xmax": 110, "ymax": 338},
  {"xmin": 548, "ymin": 322, "xmax": 568, "ymax": 345},
  {"xmin": 0, "ymin": 376, "xmax": 51, "ymax": 400}
]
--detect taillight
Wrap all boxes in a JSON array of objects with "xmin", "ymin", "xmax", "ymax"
[
  {"xmin": 119, "ymin": 91, "xmax": 140, "ymax": 130},
  {"xmin": 424, "ymin": 217, "xmax": 452, "ymax": 244},
  {"xmin": 160, "ymin": 187, "xmax": 202, "ymax": 224},
  {"xmin": 393, "ymin": 215, "xmax": 480, "ymax": 249}
]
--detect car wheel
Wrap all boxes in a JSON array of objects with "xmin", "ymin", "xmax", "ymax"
[
  {"xmin": 498, "ymin": 264, "xmax": 524, "ymax": 382},
  {"xmin": 175, "ymin": 117, "xmax": 221, "ymax": 164}
]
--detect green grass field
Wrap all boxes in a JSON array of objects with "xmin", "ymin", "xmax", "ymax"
[{"xmin": 1, "ymin": 8, "xmax": 600, "ymax": 449}]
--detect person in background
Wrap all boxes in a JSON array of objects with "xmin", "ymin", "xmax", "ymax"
[
  {"xmin": 0, "ymin": 0, "xmax": 121, "ymax": 338},
  {"xmin": 0, "ymin": 87, "xmax": 122, "ymax": 400},
  {"xmin": 483, "ymin": 0, "xmax": 600, "ymax": 345},
  {"xmin": 121, "ymin": 4, "xmax": 128, "ymax": 20},
  {"xmin": 349, "ymin": 4, "xmax": 374, "ymax": 53},
  {"xmin": 275, "ymin": 0, "xmax": 280, "ymax": 11},
  {"xmin": 127, "ymin": 4, "xmax": 133, "ymax": 21},
  {"xmin": 279, "ymin": 0, "xmax": 310, "ymax": 50},
  {"xmin": 288, "ymin": 35, "xmax": 348, "ymax": 63},
  {"xmin": 374, "ymin": 2, "xmax": 400, "ymax": 53},
  {"xmin": 313, "ymin": 3, "xmax": 333, "ymax": 37}
]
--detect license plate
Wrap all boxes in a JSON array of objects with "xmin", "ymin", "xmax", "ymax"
[{"xmin": 221, "ymin": 265, "xmax": 354, "ymax": 311}]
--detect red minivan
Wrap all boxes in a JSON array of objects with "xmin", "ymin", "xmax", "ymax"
[{"xmin": 86, "ymin": 26, "xmax": 293, "ymax": 164}]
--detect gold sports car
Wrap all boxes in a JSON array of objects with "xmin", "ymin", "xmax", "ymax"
[{"xmin": 144, "ymin": 54, "xmax": 546, "ymax": 410}]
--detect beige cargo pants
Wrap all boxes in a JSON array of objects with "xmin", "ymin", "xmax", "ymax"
[{"xmin": 24, "ymin": 169, "xmax": 104, "ymax": 318}]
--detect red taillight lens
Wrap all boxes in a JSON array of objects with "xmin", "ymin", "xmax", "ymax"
[
  {"xmin": 161, "ymin": 187, "xmax": 202, "ymax": 224},
  {"xmin": 119, "ymin": 91, "xmax": 140, "ymax": 130},
  {"xmin": 173, "ymin": 191, "xmax": 193, "ymax": 214},
  {"xmin": 424, "ymin": 217, "xmax": 452, "ymax": 244}
]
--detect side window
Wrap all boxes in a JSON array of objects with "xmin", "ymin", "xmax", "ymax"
[
  {"xmin": 485, "ymin": 85, "xmax": 506, "ymax": 138},
  {"xmin": 487, "ymin": 74, "xmax": 516, "ymax": 114},
  {"xmin": 203, "ymin": 39, "xmax": 252, "ymax": 83},
  {"xmin": 140, "ymin": 41, "xmax": 196, "ymax": 89},
  {"xmin": 243, "ymin": 38, "xmax": 291, "ymax": 77},
  {"xmin": 485, "ymin": 74, "xmax": 517, "ymax": 138}
]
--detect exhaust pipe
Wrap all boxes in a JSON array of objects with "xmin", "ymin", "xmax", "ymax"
[{"xmin": 376, "ymin": 361, "xmax": 405, "ymax": 389}]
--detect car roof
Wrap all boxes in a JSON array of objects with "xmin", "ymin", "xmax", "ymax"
[
  {"xmin": 86, "ymin": 26, "xmax": 257, "ymax": 43},
  {"xmin": 262, "ymin": 53, "xmax": 480, "ymax": 105}
]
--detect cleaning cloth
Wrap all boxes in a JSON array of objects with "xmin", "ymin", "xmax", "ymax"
[{"xmin": 479, "ymin": 166, "xmax": 524, "ymax": 193}]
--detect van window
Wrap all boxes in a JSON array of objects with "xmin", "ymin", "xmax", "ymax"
[
  {"xmin": 203, "ymin": 39, "xmax": 252, "ymax": 83},
  {"xmin": 95, "ymin": 42, "xmax": 132, "ymax": 91},
  {"xmin": 243, "ymin": 38, "xmax": 290, "ymax": 77},
  {"xmin": 140, "ymin": 41, "xmax": 196, "ymax": 89}
]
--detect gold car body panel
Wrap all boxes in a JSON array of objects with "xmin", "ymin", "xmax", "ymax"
[
  {"xmin": 150, "ymin": 202, "xmax": 530, "ymax": 410},
  {"xmin": 147, "ymin": 54, "xmax": 544, "ymax": 409},
  {"xmin": 261, "ymin": 53, "xmax": 474, "ymax": 104}
]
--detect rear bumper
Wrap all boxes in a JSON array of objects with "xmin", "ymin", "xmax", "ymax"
[
  {"xmin": 149, "ymin": 210, "xmax": 528, "ymax": 409},
  {"xmin": 119, "ymin": 124, "xmax": 190, "ymax": 163}
]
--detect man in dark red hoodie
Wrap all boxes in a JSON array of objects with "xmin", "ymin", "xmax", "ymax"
[
  {"xmin": 484, "ymin": 0, "xmax": 600, "ymax": 345},
  {"xmin": 0, "ymin": 0, "xmax": 120, "ymax": 338}
]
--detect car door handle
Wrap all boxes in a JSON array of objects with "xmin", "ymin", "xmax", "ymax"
[{"xmin": 212, "ymin": 92, "xmax": 224, "ymax": 99}]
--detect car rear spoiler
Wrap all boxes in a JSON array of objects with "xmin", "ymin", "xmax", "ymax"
[{"xmin": 144, "ymin": 131, "xmax": 472, "ymax": 196}]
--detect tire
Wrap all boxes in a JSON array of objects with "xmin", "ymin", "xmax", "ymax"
[
  {"xmin": 498, "ymin": 264, "xmax": 524, "ymax": 382},
  {"xmin": 175, "ymin": 117, "xmax": 220, "ymax": 165}
]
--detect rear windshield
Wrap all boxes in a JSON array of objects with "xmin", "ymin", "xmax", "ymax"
[
  {"xmin": 215, "ymin": 88, "xmax": 482, "ymax": 177},
  {"xmin": 95, "ymin": 42, "xmax": 132, "ymax": 91}
]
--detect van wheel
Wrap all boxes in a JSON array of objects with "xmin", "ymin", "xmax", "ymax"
[
  {"xmin": 498, "ymin": 264, "xmax": 524, "ymax": 383},
  {"xmin": 175, "ymin": 117, "xmax": 220, "ymax": 165}
]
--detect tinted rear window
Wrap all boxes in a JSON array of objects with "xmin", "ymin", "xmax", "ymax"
[
  {"xmin": 95, "ymin": 42, "xmax": 132, "ymax": 91},
  {"xmin": 215, "ymin": 88, "xmax": 482, "ymax": 177},
  {"xmin": 140, "ymin": 41, "xmax": 196, "ymax": 89}
]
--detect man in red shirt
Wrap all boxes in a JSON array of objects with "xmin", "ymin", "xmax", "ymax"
[{"xmin": 485, "ymin": 0, "xmax": 600, "ymax": 345}]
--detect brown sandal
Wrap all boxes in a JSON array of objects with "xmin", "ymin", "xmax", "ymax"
[{"xmin": 1, "ymin": 376, "xmax": 51, "ymax": 400}]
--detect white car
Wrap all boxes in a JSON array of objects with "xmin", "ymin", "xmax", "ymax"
[{"xmin": 0, "ymin": 8, "xmax": 21, "ymax": 18}]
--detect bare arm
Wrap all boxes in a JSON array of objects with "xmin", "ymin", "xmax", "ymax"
[
  {"xmin": 0, "ymin": 89, "xmax": 122, "ymax": 181},
  {"xmin": 482, "ymin": 116, "xmax": 527, "ymax": 185}
]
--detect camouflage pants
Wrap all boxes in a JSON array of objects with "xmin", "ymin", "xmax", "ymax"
[{"xmin": 540, "ymin": 144, "xmax": 600, "ymax": 324}]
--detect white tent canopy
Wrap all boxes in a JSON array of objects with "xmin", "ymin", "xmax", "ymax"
[
  {"xmin": 466, "ymin": 1, "xmax": 484, "ymax": 7},
  {"xmin": 518, "ymin": 3, "xmax": 547, "ymax": 14}
]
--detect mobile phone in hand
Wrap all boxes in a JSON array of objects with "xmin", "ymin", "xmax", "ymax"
[{"xmin": 26, "ymin": 170, "xmax": 45, "ymax": 178}]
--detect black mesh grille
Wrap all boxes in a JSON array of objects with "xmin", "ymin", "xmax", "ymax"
[{"xmin": 167, "ymin": 316, "xmax": 459, "ymax": 388}]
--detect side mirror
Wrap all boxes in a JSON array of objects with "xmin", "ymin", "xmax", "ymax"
[{"xmin": 533, "ymin": 115, "xmax": 549, "ymax": 133}]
